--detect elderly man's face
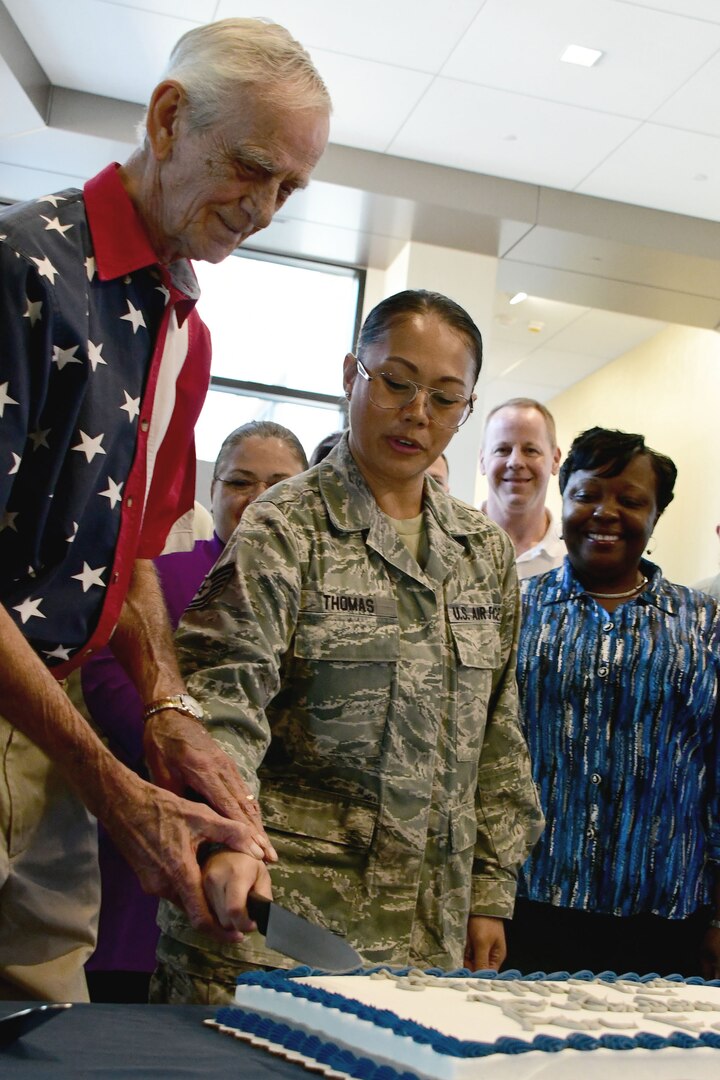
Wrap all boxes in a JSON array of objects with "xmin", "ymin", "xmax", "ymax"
[{"xmin": 153, "ymin": 90, "xmax": 329, "ymax": 263}]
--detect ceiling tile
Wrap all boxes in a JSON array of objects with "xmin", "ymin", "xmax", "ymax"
[
  {"xmin": 308, "ymin": 51, "xmax": 432, "ymax": 153},
  {"xmin": 578, "ymin": 123, "xmax": 720, "ymax": 220},
  {"xmin": 3, "ymin": 0, "xmax": 196, "ymax": 103},
  {"xmin": 616, "ymin": 0, "xmax": 720, "ymax": 22},
  {"xmin": 214, "ymin": 0, "xmax": 485, "ymax": 71},
  {"xmin": 442, "ymin": 0, "xmax": 720, "ymax": 117},
  {"xmin": 504, "ymin": 349, "xmax": 613, "ymax": 389},
  {"xmin": 0, "ymin": 127, "xmax": 135, "ymax": 186},
  {"xmin": 544, "ymin": 309, "xmax": 665, "ymax": 358},
  {"xmin": 652, "ymin": 52, "xmax": 720, "ymax": 137},
  {"xmin": 389, "ymin": 79, "xmax": 638, "ymax": 189}
]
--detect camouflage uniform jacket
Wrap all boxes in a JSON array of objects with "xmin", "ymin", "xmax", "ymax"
[{"xmin": 161, "ymin": 437, "xmax": 543, "ymax": 971}]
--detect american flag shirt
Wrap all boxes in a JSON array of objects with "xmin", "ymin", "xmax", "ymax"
[{"xmin": 0, "ymin": 163, "xmax": 211, "ymax": 678}]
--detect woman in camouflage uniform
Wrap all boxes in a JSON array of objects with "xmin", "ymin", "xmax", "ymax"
[{"xmin": 152, "ymin": 290, "xmax": 543, "ymax": 1004}]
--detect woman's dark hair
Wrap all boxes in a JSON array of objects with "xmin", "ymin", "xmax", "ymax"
[
  {"xmin": 214, "ymin": 420, "xmax": 308, "ymax": 477},
  {"xmin": 308, "ymin": 430, "xmax": 345, "ymax": 467},
  {"xmin": 356, "ymin": 289, "xmax": 483, "ymax": 386},
  {"xmin": 559, "ymin": 426, "xmax": 677, "ymax": 514}
]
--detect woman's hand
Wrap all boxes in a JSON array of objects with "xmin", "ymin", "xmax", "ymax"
[
  {"xmin": 699, "ymin": 925, "xmax": 720, "ymax": 980},
  {"xmin": 464, "ymin": 915, "xmax": 506, "ymax": 972},
  {"xmin": 202, "ymin": 850, "xmax": 273, "ymax": 937}
]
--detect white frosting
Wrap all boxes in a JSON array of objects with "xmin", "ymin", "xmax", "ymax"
[{"xmin": 229, "ymin": 972, "xmax": 720, "ymax": 1080}]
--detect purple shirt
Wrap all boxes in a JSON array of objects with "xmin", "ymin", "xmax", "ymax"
[{"xmin": 82, "ymin": 533, "xmax": 223, "ymax": 972}]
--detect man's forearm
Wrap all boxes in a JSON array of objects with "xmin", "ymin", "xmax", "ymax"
[
  {"xmin": 108, "ymin": 558, "xmax": 186, "ymax": 703},
  {"xmin": 0, "ymin": 602, "xmax": 138, "ymax": 821}
]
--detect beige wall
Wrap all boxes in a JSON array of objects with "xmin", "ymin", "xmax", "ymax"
[{"xmin": 544, "ymin": 324, "xmax": 720, "ymax": 586}]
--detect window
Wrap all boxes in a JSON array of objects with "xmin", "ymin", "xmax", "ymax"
[{"xmin": 193, "ymin": 249, "xmax": 363, "ymax": 462}]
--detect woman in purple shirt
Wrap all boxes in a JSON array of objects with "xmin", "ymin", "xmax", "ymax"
[{"xmin": 80, "ymin": 420, "xmax": 308, "ymax": 1002}]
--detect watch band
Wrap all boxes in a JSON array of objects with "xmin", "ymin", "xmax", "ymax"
[{"xmin": 142, "ymin": 694, "xmax": 205, "ymax": 723}]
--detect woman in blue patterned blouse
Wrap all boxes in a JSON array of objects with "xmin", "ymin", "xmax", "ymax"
[{"xmin": 508, "ymin": 426, "xmax": 720, "ymax": 978}]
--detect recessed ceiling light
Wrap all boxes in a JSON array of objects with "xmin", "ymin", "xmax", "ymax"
[
  {"xmin": 509, "ymin": 292, "xmax": 527, "ymax": 305},
  {"xmin": 561, "ymin": 44, "xmax": 603, "ymax": 67},
  {"xmin": 527, "ymin": 321, "xmax": 544, "ymax": 334}
]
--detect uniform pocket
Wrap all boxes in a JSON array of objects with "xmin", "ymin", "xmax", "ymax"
[
  {"xmin": 286, "ymin": 604, "xmax": 400, "ymax": 771},
  {"xmin": 448, "ymin": 614, "xmax": 502, "ymax": 761},
  {"xmin": 258, "ymin": 785, "xmax": 378, "ymax": 935}
]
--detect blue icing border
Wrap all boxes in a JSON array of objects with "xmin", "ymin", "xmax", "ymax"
[{"xmin": 224, "ymin": 967, "xmax": 720, "ymax": 1067}]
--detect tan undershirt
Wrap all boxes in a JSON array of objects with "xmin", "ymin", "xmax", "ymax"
[{"xmin": 384, "ymin": 511, "xmax": 428, "ymax": 567}]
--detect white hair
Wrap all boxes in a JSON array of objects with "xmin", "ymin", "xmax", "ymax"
[{"xmin": 160, "ymin": 17, "xmax": 331, "ymax": 128}]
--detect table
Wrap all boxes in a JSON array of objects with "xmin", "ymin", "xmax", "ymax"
[{"xmin": 0, "ymin": 1001, "xmax": 307, "ymax": 1077}]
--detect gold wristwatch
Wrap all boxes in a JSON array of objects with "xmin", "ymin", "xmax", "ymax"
[{"xmin": 142, "ymin": 694, "xmax": 206, "ymax": 723}]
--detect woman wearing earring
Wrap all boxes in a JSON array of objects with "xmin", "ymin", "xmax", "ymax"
[
  {"xmin": 151, "ymin": 289, "xmax": 543, "ymax": 1004},
  {"xmin": 508, "ymin": 426, "xmax": 720, "ymax": 978}
]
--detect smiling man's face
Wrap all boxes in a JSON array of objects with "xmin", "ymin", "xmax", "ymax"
[{"xmin": 481, "ymin": 405, "xmax": 560, "ymax": 520}]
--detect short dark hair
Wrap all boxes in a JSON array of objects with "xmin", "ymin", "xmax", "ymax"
[
  {"xmin": 559, "ymin": 426, "xmax": 677, "ymax": 514},
  {"xmin": 484, "ymin": 397, "xmax": 557, "ymax": 449},
  {"xmin": 214, "ymin": 420, "xmax": 308, "ymax": 477},
  {"xmin": 308, "ymin": 430, "xmax": 345, "ymax": 467},
  {"xmin": 356, "ymin": 289, "xmax": 483, "ymax": 386}
]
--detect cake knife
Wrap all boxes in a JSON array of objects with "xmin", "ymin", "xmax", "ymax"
[{"xmin": 247, "ymin": 891, "xmax": 362, "ymax": 972}]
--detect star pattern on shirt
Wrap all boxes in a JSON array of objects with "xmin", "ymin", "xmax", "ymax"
[
  {"xmin": 156, "ymin": 283, "xmax": 171, "ymax": 305},
  {"xmin": 37, "ymin": 194, "xmax": 66, "ymax": 208},
  {"xmin": 99, "ymin": 477, "xmax": 123, "ymax": 509},
  {"xmin": 0, "ymin": 510, "xmax": 18, "ymax": 532},
  {"xmin": 13, "ymin": 597, "xmax": 46, "ymax": 623},
  {"xmin": 41, "ymin": 215, "xmax": 74, "ymax": 238},
  {"xmin": 0, "ymin": 381, "xmax": 19, "ymax": 417},
  {"xmin": 52, "ymin": 344, "xmax": 82, "ymax": 370},
  {"xmin": 43, "ymin": 644, "xmax": 72, "ymax": 661},
  {"xmin": 31, "ymin": 254, "xmax": 58, "ymax": 284},
  {"xmin": 28, "ymin": 428, "xmax": 50, "ymax": 451},
  {"xmin": 71, "ymin": 562, "xmax": 106, "ymax": 592},
  {"xmin": 85, "ymin": 255, "xmax": 96, "ymax": 281},
  {"xmin": 65, "ymin": 521, "xmax": 79, "ymax": 544},
  {"xmin": 9, "ymin": 452, "xmax": 21, "ymax": 475},
  {"xmin": 23, "ymin": 298, "xmax": 43, "ymax": 326},
  {"xmin": 87, "ymin": 340, "xmax": 107, "ymax": 371},
  {"xmin": 71, "ymin": 430, "xmax": 106, "ymax": 463},
  {"xmin": 120, "ymin": 390, "xmax": 140, "ymax": 422},
  {"xmin": 120, "ymin": 300, "xmax": 146, "ymax": 334}
]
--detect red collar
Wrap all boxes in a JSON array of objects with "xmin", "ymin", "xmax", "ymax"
[
  {"xmin": 84, "ymin": 163, "xmax": 161, "ymax": 280},
  {"xmin": 84, "ymin": 163, "xmax": 200, "ymax": 321}
]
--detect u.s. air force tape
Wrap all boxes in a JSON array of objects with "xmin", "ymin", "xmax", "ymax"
[
  {"xmin": 446, "ymin": 601, "xmax": 502, "ymax": 622},
  {"xmin": 186, "ymin": 563, "xmax": 235, "ymax": 610}
]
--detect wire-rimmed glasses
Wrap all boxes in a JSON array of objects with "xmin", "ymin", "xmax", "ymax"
[{"xmin": 354, "ymin": 357, "xmax": 473, "ymax": 429}]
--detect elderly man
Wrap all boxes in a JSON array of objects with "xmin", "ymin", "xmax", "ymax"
[
  {"xmin": 480, "ymin": 398, "xmax": 564, "ymax": 579},
  {"xmin": 0, "ymin": 18, "xmax": 330, "ymax": 1002}
]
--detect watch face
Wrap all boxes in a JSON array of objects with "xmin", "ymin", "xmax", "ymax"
[{"xmin": 179, "ymin": 694, "xmax": 204, "ymax": 719}]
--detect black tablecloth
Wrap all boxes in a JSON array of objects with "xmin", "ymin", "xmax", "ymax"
[{"xmin": 0, "ymin": 1002, "xmax": 307, "ymax": 1077}]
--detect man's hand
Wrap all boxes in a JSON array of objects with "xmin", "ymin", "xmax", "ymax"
[
  {"xmin": 202, "ymin": 851, "xmax": 273, "ymax": 936},
  {"xmin": 143, "ymin": 709, "xmax": 277, "ymax": 863},
  {"xmin": 464, "ymin": 915, "xmax": 506, "ymax": 972},
  {"xmin": 101, "ymin": 773, "xmax": 273, "ymax": 942}
]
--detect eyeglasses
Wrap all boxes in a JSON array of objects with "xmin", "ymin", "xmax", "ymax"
[
  {"xmin": 354, "ymin": 357, "xmax": 473, "ymax": 429},
  {"xmin": 213, "ymin": 476, "xmax": 270, "ymax": 493}
]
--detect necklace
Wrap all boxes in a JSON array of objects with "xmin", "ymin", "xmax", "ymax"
[{"xmin": 585, "ymin": 575, "xmax": 648, "ymax": 600}]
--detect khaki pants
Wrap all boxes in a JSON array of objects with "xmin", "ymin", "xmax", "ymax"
[{"xmin": 0, "ymin": 715, "xmax": 99, "ymax": 1001}]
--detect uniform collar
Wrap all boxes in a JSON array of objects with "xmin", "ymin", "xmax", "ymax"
[{"xmin": 318, "ymin": 433, "xmax": 494, "ymax": 543}]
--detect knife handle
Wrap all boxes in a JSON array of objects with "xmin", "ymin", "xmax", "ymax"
[{"xmin": 247, "ymin": 890, "xmax": 270, "ymax": 934}]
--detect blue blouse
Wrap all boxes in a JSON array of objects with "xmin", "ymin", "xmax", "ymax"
[{"xmin": 517, "ymin": 558, "xmax": 720, "ymax": 919}]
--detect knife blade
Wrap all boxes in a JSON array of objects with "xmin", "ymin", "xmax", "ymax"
[{"xmin": 247, "ymin": 891, "xmax": 362, "ymax": 972}]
